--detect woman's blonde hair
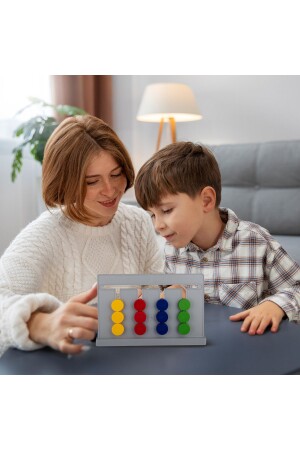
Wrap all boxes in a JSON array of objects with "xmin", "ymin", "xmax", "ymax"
[{"xmin": 42, "ymin": 114, "xmax": 134, "ymax": 223}]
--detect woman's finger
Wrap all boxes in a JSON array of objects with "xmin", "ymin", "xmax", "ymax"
[
  {"xmin": 67, "ymin": 302, "xmax": 98, "ymax": 319},
  {"xmin": 58, "ymin": 339, "xmax": 86, "ymax": 355},
  {"xmin": 69, "ymin": 284, "xmax": 98, "ymax": 304},
  {"xmin": 68, "ymin": 316, "xmax": 98, "ymax": 332},
  {"xmin": 65, "ymin": 326, "xmax": 96, "ymax": 342}
]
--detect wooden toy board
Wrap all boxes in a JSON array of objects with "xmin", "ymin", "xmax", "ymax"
[{"xmin": 96, "ymin": 274, "xmax": 206, "ymax": 346}]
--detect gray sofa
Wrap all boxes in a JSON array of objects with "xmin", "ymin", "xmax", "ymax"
[{"xmin": 212, "ymin": 140, "xmax": 300, "ymax": 265}]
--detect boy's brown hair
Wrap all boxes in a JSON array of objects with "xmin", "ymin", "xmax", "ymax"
[
  {"xmin": 43, "ymin": 114, "xmax": 134, "ymax": 224},
  {"xmin": 135, "ymin": 141, "xmax": 221, "ymax": 210}
]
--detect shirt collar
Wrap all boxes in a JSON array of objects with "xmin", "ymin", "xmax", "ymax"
[{"xmin": 179, "ymin": 207, "xmax": 240, "ymax": 255}]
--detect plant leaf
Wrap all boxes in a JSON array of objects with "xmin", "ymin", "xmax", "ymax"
[
  {"xmin": 13, "ymin": 116, "xmax": 57, "ymax": 141},
  {"xmin": 13, "ymin": 116, "xmax": 43, "ymax": 138},
  {"xmin": 27, "ymin": 97, "xmax": 48, "ymax": 106},
  {"xmin": 11, "ymin": 148, "xmax": 23, "ymax": 182},
  {"xmin": 29, "ymin": 141, "xmax": 44, "ymax": 163},
  {"xmin": 55, "ymin": 104, "xmax": 87, "ymax": 116},
  {"xmin": 14, "ymin": 125, "xmax": 24, "ymax": 137},
  {"xmin": 12, "ymin": 139, "xmax": 33, "ymax": 151},
  {"xmin": 11, "ymin": 98, "xmax": 86, "ymax": 180},
  {"xmin": 41, "ymin": 119, "xmax": 58, "ymax": 139}
]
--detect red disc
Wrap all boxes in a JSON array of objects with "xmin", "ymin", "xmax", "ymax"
[
  {"xmin": 134, "ymin": 311, "xmax": 146, "ymax": 322},
  {"xmin": 134, "ymin": 322, "xmax": 147, "ymax": 335},
  {"xmin": 134, "ymin": 299, "xmax": 146, "ymax": 311}
]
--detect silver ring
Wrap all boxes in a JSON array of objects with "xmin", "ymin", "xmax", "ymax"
[{"xmin": 68, "ymin": 328, "xmax": 74, "ymax": 339}]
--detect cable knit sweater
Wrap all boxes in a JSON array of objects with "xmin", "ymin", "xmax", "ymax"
[{"xmin": 0, "ymin": 203, "xmax": 163, "ymax": 356}]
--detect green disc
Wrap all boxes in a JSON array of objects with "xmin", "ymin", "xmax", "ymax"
[
  {"xmin": 178, "ymin": 298, "xmax": 191, "ymax": 311},
  {"xmin": 177, "ymin": 310, "xmax": 190, "ymax": 323},
  {"xmin": 178, "ymin": 323, "xmax": 190, "ymax": 335}
]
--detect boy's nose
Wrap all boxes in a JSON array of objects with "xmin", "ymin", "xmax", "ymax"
[{"xmin": 154, "ymin": 217, "xmax": 166, "ymax": 232}]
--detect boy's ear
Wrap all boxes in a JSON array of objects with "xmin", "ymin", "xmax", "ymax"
[{"xmin": 199, "ymin": 186, "xmax": 216, "ymax": 212}]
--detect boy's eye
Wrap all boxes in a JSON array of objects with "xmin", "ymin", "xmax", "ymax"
[{"xmin": 162, "ymin": 208, "xmax": 173, "ymax": 214}]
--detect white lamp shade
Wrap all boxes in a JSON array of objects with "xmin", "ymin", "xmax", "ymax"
[{"xmin": 136, "ymin": 83, "xmax": 202, "ymax": 123}]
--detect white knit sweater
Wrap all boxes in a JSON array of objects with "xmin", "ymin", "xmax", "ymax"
[{"xmin": 0, "ymin": 203, "xmax": 163, "ymax": 356}]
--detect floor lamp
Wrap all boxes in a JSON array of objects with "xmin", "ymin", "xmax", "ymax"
[{"xmin": 136, "ymin": 83, "xmax": 202, "ymax": 152}]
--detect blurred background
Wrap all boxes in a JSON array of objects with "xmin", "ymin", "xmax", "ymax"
[{"xmin": 1, "ymin": 74, "xmax": 300, "ymax": 255}]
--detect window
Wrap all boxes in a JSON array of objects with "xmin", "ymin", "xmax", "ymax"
[{"xmin": 0, "ymin": 75, "xmax": 52, "ymax": 138}]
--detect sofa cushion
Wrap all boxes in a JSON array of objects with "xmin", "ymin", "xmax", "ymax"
[{"xmin": 212, "ymin": 140, "xmax": 300, "ymax": 235}]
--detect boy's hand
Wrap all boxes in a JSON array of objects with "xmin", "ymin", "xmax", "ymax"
[
  {"xmin": 229, "ymin": 300, "xmax": 285, "ymax": 335},
  {"xmin": 160, "ymin": 284, "xmax": 186, "ymax": 298}
]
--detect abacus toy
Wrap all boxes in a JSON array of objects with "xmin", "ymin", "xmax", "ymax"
[{"xmin": 96, "ymin": 274, "xmax": 206, "ymax": 347}]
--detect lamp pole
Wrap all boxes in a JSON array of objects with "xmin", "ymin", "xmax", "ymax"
[
  {"xmin": 156, "ymin": 116, "xmax": 176, "ymax": 152},
  {"xmin": 156, "ymin": 117, "xmax": 164, "ymax": 152}
]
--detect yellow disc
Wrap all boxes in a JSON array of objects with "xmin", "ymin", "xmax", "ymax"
[
  {"xmin": 112, "ymin": 323, "xmax": 125, "ymax": 336},
  {"xmin": 112, "ymin": 311, "xmax": 124, "ymax": 324},
  {"xmin": 111, "ymin": 299, "xmax": 124, "ymax": 312}
]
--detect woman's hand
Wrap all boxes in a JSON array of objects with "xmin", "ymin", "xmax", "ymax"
[
  {"xmin": 27, "ymin": 284, "xmax": 98, "ymax": 354},
  {"xmin": 229, "ymin": 300, "xmax": 285, "ymax": 335}
]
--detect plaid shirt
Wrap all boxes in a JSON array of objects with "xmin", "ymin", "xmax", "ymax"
[{"xmin": 164, "ymin": 208, "xmax": 300, "ymax": 322}]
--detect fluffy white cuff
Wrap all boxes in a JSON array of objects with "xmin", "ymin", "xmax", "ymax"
[{"xmin": 7, "ymin": 293, "xmax": 62, "ymax": 351}]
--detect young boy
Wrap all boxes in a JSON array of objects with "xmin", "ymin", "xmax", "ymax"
[{"xmin": 134, "ymin": 141, "xmax": 300, "ymax": 335}]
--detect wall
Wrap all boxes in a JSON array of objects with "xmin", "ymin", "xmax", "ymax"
[
  {"xmin": 0, "ymin": 134, "xmax": 43, "ymax": 255},
  {"xmin": 0, "ymin": 75, "xmax": 53, "ymax": 255},
  {"xmin": 113, "ymin": 75, "xmax": 300, "ymax": 200}
]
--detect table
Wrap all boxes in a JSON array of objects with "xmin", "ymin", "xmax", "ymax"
[{"xmin": 1, "ymin": 304, "xmax": 300, "ymax": 375}]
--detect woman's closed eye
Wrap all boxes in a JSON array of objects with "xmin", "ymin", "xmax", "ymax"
[
  {"xmin": 86, "ymin": 179, "xmax": 99, "ymax": 186},
  {"xmin": 86, "ymin": 172, "xmax": 123, "ymax": 186},
  {"xmin": 111, "ymin": 172, "xmax": 122, "ymax": 178}
]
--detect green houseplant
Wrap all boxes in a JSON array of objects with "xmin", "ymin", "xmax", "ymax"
[{"xmin": 11, "ymin": 97, "xmax": 86, "ymax": 181}]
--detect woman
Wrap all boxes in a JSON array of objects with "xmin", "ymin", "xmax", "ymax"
[{"xmin": 0, "ymin": 115, "xmax": 163, "ymax": 356}]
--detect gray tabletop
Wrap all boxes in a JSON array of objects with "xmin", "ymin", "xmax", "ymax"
[{"xmin": 1, "ymin": 303, "xmax": 300, "ymax": 375}]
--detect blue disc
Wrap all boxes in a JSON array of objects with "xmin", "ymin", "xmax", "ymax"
[
  {"xmin": 156, "ymin": 299, "xmax": 168, "ymax": 311},
  {"xmin": 156, "ymin": 310, "xmax": 168, "ymax": 323},
  {"xmin": 156, "ymin": 322, "xmax": 168, "ymax": 335}
]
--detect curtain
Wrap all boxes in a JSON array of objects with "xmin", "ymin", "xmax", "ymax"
[{"xmin": 50, "ymin": 75, "xmax": 113, "ymax": 126}]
